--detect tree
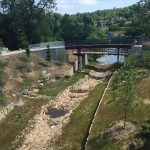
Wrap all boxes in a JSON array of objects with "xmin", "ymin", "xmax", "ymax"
[
  {"xmin": 61, "ymin": 14, "xmax": 84, "ymax": 40},
  {"xmin": 86, "ymin": 28, "xmax": 106, "ymax": 41},
  {"xmin": 142, "ymin": 50, "xmax": 150, "ymax": 68},
  {"xmin": 125, "ymin": 0, "xmax": 150, "ymax": 37},
  {"xmin": 0, "ymin": 0, "xmax": 56, "ymax": 49},
  {"xmin": 112, "ymin": 56, "xmax": 140, "ymax": 128},
  {"xmin": 46, "ymin": 44, "xmax": 51, "ymax": 61},
  {"xmin": 0, "ymin": 39, "xmax": 3, "ymax": 56}
]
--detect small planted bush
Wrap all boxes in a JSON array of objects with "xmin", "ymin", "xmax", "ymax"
[
  {"xmin": 141, "ymin": 123, "xmax": 150, "ymax": 136},
  {"xmin": 127, "ymin": 139, "xmax": 144, "ymax": 150},
  {"xmin": 64, "ymin": 75, "xmax": 70, "ymax": 79},
  {"xmin": 55, "ymin": 74, "xmax": 61, "ymax": 80}
]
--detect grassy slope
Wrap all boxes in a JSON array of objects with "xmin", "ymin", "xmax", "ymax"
[
  {"xmin": 0, "ymin": 72, "xmax": 88, "ymax": 150},
  {"xmin": 87, "ymin": 69, "xmax": 150, "ymax": 150},
  {"xmin": 51, "ymin": 80, "xmax": 108, "ymax": 150},
  {"xmin": 0, "ymin": 54, "xmax": 88, "ymax": 150}
]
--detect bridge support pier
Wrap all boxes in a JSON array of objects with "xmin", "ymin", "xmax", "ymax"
[{"xmin": 82, "ymin": 54, "xmax": 88, "ymax": 66}]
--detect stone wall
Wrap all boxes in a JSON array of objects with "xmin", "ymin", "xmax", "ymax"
[{"xmin": 0, "ymin": 102, "xmax": 14, "ymax": 121}]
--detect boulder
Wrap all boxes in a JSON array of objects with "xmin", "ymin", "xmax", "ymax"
[
  {"xmin": 39, "ymin": 83, "xmax": 44, "ymax": 87},
  {"xmin": 50, "ymin": 79, "xmax": 56, "ymax": 84},
  {"xmin": 11, "ymin": 94, "xmax": 17, "ymax": 98},
  {"xmin": 43, "ymin": 73, "xmax": 52, "ymax": 80},
  {"xmin": 38, "ymin": 80, "xmax": 43, "ymax": 83},
  {"xmin": 41, "ymin": 70, "xmax": 47, "ymax": 75},
  {"xmin": 22, "ymin": 89, "xmax": 29, "ymax": 96},
  {"xmin": 33, "ymin": 89, "xmax": 39, "ymax": 93},
  {"xmin": 31, "ymin": 84, "xmax": 38, "ymax": 88}
]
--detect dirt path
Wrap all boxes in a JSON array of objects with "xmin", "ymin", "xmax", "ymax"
[{"xmin": 15, "ymin": 63, "xmax": 112, "ymax": 150}]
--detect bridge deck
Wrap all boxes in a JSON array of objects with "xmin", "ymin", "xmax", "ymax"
[
  {"xmin": 73, "ymin": 52, "xmax": 127, "ymax": 56},
  {"xmin": 65, "ymin": 44, "xmax": 133, "ymax": 49},
  {"xmin": 65, "ymin": 39, "xmax": 138, "ymax": 49}
]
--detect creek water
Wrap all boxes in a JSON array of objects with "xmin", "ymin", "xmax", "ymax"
[
  {"xmin": 97, "ymin": 55, "xmax": 124, "ymax": 63},
  {"xmin": 47, "ymin": 108, "xmax": 68, "ymax": 118}
]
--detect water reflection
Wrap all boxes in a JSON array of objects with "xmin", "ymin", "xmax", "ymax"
[{"xmin": 97, "ymin": 55, "xmax": 124, "ymax": 63}]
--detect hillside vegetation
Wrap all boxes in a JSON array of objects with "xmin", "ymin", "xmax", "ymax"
[
  {"xmin": 0, "ymin": 0, "xmax": 150, "ymax": 50},
  {"xmin": 0, "ymin": 54, "xmax": 72, "ymax": 109}
]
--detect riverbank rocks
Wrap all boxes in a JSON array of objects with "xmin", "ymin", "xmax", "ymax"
[
  {"xmin": 11, "ymin": 94, "xmax": 17, "ymax": 98},
  {"xmin": 41, "ymin": 70, "xmax": 52, "ymax": 80},
  {"xmin": 43, "ymin": 73, "xmax": 52, "ymax": 80},
  {"xmin": 50, "ymin": 79, "xmax": 56, "ymax": 84},
  {"xmin": 22, "ymin": 89, "xmax": 29, "ymax": 96},
  {"xmin": 32, "ymin": 89, "xmax": 39, "ymax": 93}
]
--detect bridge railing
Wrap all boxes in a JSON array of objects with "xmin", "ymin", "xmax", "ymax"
[
  {"xmin": 65, "ymin": 37, "xmax": 147, "ymax": 47},
  {"xmin": 65, "ymin": 38, "xmax": 136, "ymax": 47},
  {"xmin": 78, "ymin": 48, "xmax": 128, "ymax": 55}
]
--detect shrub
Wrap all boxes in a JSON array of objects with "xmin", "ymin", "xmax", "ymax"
[
  {"xmin": 141, "ymin": 123, "xmax": 150, "ymax": 136},
  {"xmin": 46, "ymin": 44, "xmax": 51, "ymax": 61},
  {"xmin": 0, "ymin": 94, "xmax": 5, "ymax": 105},
  {"xmin": 55, "ymin": 74, "xmax": 61, "ymax": 80},
  {"xmin": 127, "ymin": 139, "xmax": 144, "ymax": 150},
  {"xmin": 64, "ymin": 75, "xmax": 70, "ymax": 79}
]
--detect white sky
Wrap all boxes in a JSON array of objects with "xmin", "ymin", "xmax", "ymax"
[{"xmin": 54, "ymin": 0, "xmax": 139, "ymax": 14}]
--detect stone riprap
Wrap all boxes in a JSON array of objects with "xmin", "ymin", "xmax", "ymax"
[
  {"xmin": 0, "ymin": 100, "xmax": 24, "ymax": 121},
  {"xmin": 0, "ymin": 102, "xmax": 14, "ymax": 121},
  {"xmin": 16, "ymin": 63, "xmax": 111, "ymax": 150}
]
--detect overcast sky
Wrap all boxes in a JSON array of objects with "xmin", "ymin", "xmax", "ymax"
[{"xmin": 54, "ymin": 0, "xmax": 139, "ymax": 14}]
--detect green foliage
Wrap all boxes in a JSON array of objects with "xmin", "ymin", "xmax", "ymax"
[
  {"xmin": 127, "ymin": 138, "xmax": 144, "ymax": 150},
  {"xmin": 141, "ymin": 123, "xmax": 150, "ymax": 136},
  {"xmin": 0, "ymin": 62, "xmax": 7, "ymax": 105},
  {"xmin": 125, "ymin": 1, "xmax": 150, "ymax": 37},
  {"xmin": 87, "ymin": 28, "xmax": 106, "ymax": 41},
  {"xmin": 142, "ymin": 51, "xmax": 150, "ymax": 68},
  {"xmin": 0, "ymin": 0, "xmax": 148, "ymax": 49},
  {"xmin": 112, "ymin": 55, "xmax": 140, "ymax": 128},
  {"xmin": 55, "ymin": 74, "xmax": 61, "ymax": 80},
  {"xmin": 25, "ymin": 47, "xmax": 30, "ymax": 57},
  {"xmin": 46, "ymin": 44, "xmax": 51, "ymax": 61},
  {"xmin": 0, "ymin": 0, "xmax": 56, "ymax": 49},
  {"xmin": 64, "ymin": 75, "xmax": 70, "ymax": 79},
  {"xmin": 123, "ymin": 51, "xmax": 150, "ymax": 69},
  {"xmin": 0, "ymin": 39, "xmax": 3, "ymax": 56},
  {"xmin": 109, "ymin": 24, "xmax": 119, "ymax": 31}
]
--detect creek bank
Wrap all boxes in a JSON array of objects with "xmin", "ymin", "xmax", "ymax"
[{"xmin": 13, "ymin": 63, "xmax": 112, "ymax": 150}]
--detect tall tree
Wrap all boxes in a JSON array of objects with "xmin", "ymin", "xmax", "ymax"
[
  {"xmin": 0, "ymin": 0, "xmax": 56, "ymax": 49},
  {"xmin": 112, "ymin": 55, "xmax": 140, "ymax": 128}
]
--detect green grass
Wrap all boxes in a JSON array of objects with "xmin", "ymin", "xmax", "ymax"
[
  {"xmin": 50, "ymin": 78, "xmax": 109, "ymax": 150},
  {"xmin": 87, "ymin": 69, "xmax": 150, "ymax": 150},
  {"xmin": 0, "ymin": 70, "xmax": 90, "ymax": 150},
  {"xmin": 39, "ymin": 72, "xmax": 88, "ymax": 98}
]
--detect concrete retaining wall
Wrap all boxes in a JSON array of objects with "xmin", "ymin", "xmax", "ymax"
[
  {"xmin": 31, "ymin": 48, "xmax": 68, "ymax": 62},
  {"xmin": 130, "ymin": 45, "xmax": 142, "ymax": 56}
]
